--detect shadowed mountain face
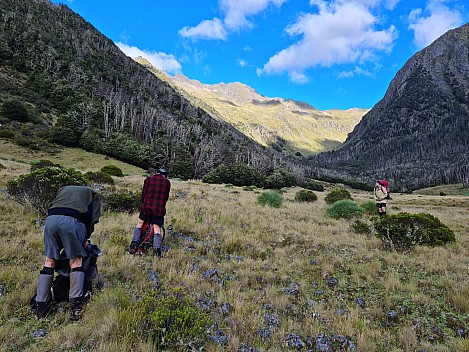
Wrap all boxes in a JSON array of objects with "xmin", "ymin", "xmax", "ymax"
[
  {"xmin": 311, "ymin": 22, "xmax": 469, "ymax": 191},
  {"xmin": 134, "ymin": 57, "xmax": 367, "ymax": 157},
  {"xmin": 0, "ymin": 0, "xmax": 297, "ymax": 179}
]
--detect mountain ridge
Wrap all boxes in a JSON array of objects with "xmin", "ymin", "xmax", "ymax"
[
  {"xmin": 311, "ymin": 22, "xmax": 469, "ymax": 191},
  {"xmin": 135, "ymin": 57, "xmax": 367, "ymax": 155}
]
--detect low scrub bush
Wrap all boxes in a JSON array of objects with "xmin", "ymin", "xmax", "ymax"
[
  {"xmin": 30, "ymin": 159, "xmax": 60, "ymax": 171},
  {"xmin": 103, "ymin": 190, "xmax": 140, "ymax": 213},
  {"xmin": 7, "ymin": 167, "xmax": 88, "ymax": 215},
  {"xmin": 374, "ymin": 212, "xmax": 455, "ymax": 251},
  {"xmin": 303, "ymin": 180, "xmax": 324, "ymax": 192},
  {"xmin": 360, "ymin": 200, "xmax": 377, "ymax": 215},
  {"xmin": 326, "ymin": 199, "xmax": 364, "ymax": 219},
  {"xmin": 295, "ymin": 190, "xmax": 318, "ymax": 202},
  {"xmin": 350, "ymin": 219, "xmax": 372, "ymax": 235},
  {"xmin": 263, "ymin": 168, "xmax": 297, "ymax": 189},
  {"xmin": 325, "ymin": 188, "xmax": 353, "ymax": 205},
  {"xmin": 100, "ymin": 165, "xmax": 124, "ymax": 177},
  {"xmin": 139, "ymin": 289, "xmax": 212, "ymax": 350},
  {"xmin": 257, "ymin": 190, "xmax": 283, "ymax": 208},
  {"xmin": 86, "ymin": 171, "xmax": 115, "ymax": 185},
  {"xmin": 202, "ymin": 163, "xmax": 264, "ymax": 187}
]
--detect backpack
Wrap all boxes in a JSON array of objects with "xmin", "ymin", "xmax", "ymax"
[
  {"xmin": 30, "ymin": 243, "xmax": 102, "ymax": 309},
  {"xmin": 132, "ymin": 221, "xmax": 166, "ymax": 255},
  {"xmin": 379, "ymin": 179, "xmax": 390, "ymax": 199}
]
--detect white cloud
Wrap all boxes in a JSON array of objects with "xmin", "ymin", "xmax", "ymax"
[
  {"xmin": 408, "ymin": 1, "xmax": 463, "ymax": 48},
  {"xmin": 262, "ymin": 1, "xmax": 397, "ymax": 81},
  {"xmin": 179, "ymin": 0, "xmax": 285, "ymax": 41},
  {"xmin": 116, "ymin": 43, "xmax": 182, "ymax": 75},
  {"xmin": 338, "ymin": 66, "xmax": 373, "ymax": 78},
  {"xmin": 179, "ymin": 18, "xmax": 227, "ymax": 41},
  {"xmin": 221, "ymin": 0, "xmax": 286, "ymax": 30},
  {"xmin": 289, "ymin": 71, "xmax": 310, "ymax": 84},
  {"xmin": 385, "ymin": 0, "xmax": 401, "ymax": 10},
  {"xmin": 238, "ymin": 59, "xmax": 248, "ymax": 67}
]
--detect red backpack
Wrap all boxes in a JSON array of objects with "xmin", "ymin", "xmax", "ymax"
[{"xmin": 379, "ymin": 179, "xmax": 390, "ymax": 199}]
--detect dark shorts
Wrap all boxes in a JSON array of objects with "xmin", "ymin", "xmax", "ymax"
[
  {"xmin": 139, "ymin": 212, "xmax": 164, "ymax": 226},
  {"xmin": 376, "ymin": 203, "xmax": 387, "ymax": 208}
]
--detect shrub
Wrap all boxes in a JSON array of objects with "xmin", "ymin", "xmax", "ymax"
[
  {"xmin": 103, "ymin": 190, "xmax": 140, "ymax": 213},
  {"xmin": 360, "ymin": 200, "xmax": 377, "ymax": 215},
  {"xmin": 202, "ymin": 163, "xmax": 264, "ymax": 187},
  {"xmin": 295, "ymin": 190, "xmax": 318, "ymax": 202},
  {"xmin": 30, "ymin": 159, "xmax": 60, "ymax": 171},
  {"xmin": 100, "ymin": 165, "xmax": 124, "ymax": 177},
  {"xmin": 7, "ymin": 167, "xmax": 88, "ymax": 215},
  {"xmin": 1, "ymin": 99, "xmax": 29, "ymax": 122},
  {"xmin": 139, "ymin": 289, "xmax": 212, "ymax": 350},
  {"xmin": 257, "ymin": 190, "xmax": 283, "ymax": 208},
  {"xmin": 374, "ymin": 212, "xmax": 455, "ymax": 251},
  {"xmin": 85, "ymin": 171, "xmax": 115, "ymax": 185},
  {"xmin": 326, "ymin": 199, "xmax": 364, "ymax": 219},
  {"xmin": 303, "ymin": 180, "xmax": 324, "ymax": 192},
  {"xmin": 350, "ymin": 219, "xmax": 372, "ymax": 235},
  {"xmin": 325, "ymin": 188, "xmax": 353, "ymax": 205},
  {"xmin": 263, "ymin": 168, "xmax": 297, "ymax": 189}
]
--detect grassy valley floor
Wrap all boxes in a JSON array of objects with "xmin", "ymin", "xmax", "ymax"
[{"xmin": 0, "ymin": 141, "xmax": 468, "ymax": 351}]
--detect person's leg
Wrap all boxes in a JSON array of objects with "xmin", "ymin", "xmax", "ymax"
[
  {"xmin": 129, "ymin": 216, "xmax": 145, "ymax": 253},
  {"xmin": 59, "ymin": 218, "xmax": 87, "ymax": 321},
  {"xmin": 381, "ymin": 204, "xmax": 387, "ymax": 216},
  {"xmin": 151, "ymin": 217, "xmax": 164, "ymax": 257},
  {"xmin": 69, "ymin": 257, "xmax": 84, "ymax": 321},
  {"xmin": 35, "ymin": 257, "xmax": 56, "ymax": 318},
  {"xmin": 35, "ymin": 216, "xmax": 61, "ymax": 318}
]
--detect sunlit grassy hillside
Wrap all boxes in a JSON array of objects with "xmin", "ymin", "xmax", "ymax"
[
  {"xmin": 0, "ymin": 142, "xmax": 468, "ymax": 352},
  {"xmin": 136, "ymin": 57, "xmax": 367, "ymax": 156}
]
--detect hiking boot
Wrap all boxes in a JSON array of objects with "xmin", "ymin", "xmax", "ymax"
[
  {"xmin": 69, "ymin": 298, "xmax": 83, "ymax": 321},
  {"xmin": 70, "ymin": 307, "xmax": 83, "ymax": 321},
  {"xmin": 34, "ymin": 301, "xmax": 51, "ymax": 319},
  {"xmin": 153, "ymin": 247, "xmax": 162, "ymax": 258},
  {"xmin": 128, "ymin": 241, "xmax": 138, "ymax": 254}
]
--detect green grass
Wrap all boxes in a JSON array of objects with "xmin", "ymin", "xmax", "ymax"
[{"xmin": 0, "ymin": 143, "xmax": 468, "ymax": 351}]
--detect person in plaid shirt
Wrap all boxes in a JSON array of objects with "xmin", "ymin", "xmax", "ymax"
[{"xmin": 129, "ymin": 168, "xmax": 171, "ymax": 257}]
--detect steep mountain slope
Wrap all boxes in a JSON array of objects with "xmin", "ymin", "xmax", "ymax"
[
  {"xmin": 311, "ymin": 22, "xmax": 469, "ymax": 191},
  {"xmin": 0, "ymin": 0, "xmax": 294, "ymax": 179},
  {"xmin": 136, "ymin": 57, "xmax": 367, "ymax": 156}
]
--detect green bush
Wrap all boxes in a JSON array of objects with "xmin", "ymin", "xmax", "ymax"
[
  {"xmin": 30, "ymin": 159, "xmax": 60, "ymax": 171},
  {"xmin": 360, "ymin": 200, "xmax": 377, "ymax": 215},
  {"xmin": 7, "ymin": 167, "xmax": 88, "ymax": 215},
  {"xmin": 350, "ymin": 219, "xmax": 372, "ymax": 235},
  {"xmin": 374, "ymin": 212, "xmax": 455, "ymax": 251},
  {"xmin": 1, "ymin": 99, "xmax": 29, "ymax": 122},
  {"xmin": 85, "ymin": 171, "xmax": 115, "ymax": 185},
  {"xmin": 325, "ymin": 188, "xmax": 353, "ymax": 205},
  {"xmin": 100, "ymin": 165, "xmax": 124, "ymax": 177},
  {"xmin": 139, "ymin": 289, "xmax": 212, "ymax": 350},
  {"xmin": 326, "ymin": 199, "xmax": 364, "ymax": 219},
  {"xmin": 295, "ymin": 190, "xmax": 318, "ymax": 202},
  {"xmin": 257, "ymin": 190, "xmax": 283, "ymax": 208},
  {"xmin": 103, "ymin": 190, "xmax": 140, "ymax": 213},
  {"xmin": 263, "ymin": 168, "xmax": 297, "ymax": 189},
  {"xmin": 202, "ymin": 163, "xmax": 264, "ymax": 187},
  {"xmin": 303, "ymin": 180, "xmax": 324, "ymax": 192}
]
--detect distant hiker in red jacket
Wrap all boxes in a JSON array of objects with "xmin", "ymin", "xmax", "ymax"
[
  {"xmin": 374, "ymin": 180, "xmax": 388, "ymax": 216},
  {"xmin": 129, "ymin": 168, "xmax": 171, "ymax": 257}
]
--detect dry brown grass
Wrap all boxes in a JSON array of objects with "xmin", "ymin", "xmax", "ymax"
[{"xmin": 0, "ymin": 144, "xmax": 468, "ymax": 352}]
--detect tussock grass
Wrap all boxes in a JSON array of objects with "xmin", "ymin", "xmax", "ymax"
[{"xmin": 0, "ymin": 145, "xmax": 468, "ymax": 351}]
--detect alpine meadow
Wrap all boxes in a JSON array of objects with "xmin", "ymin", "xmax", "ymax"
[{"xmin": 1, "ymin": 0, "xmax": 469, "ymax": 351}]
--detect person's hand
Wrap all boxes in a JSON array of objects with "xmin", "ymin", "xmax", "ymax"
[{"xmin": 83, "ymin": 240, "xmax": 90, "ymax": 249}]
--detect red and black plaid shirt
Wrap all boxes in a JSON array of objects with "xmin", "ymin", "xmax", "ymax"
[{"xmin": 140, "ymin": 174, "xmax": 171, "ymax": 216}]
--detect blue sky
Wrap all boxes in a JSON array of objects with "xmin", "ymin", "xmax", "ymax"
[{"xmin": 51, "ymin": 0, "xmax": 467, "ymax": 110}]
